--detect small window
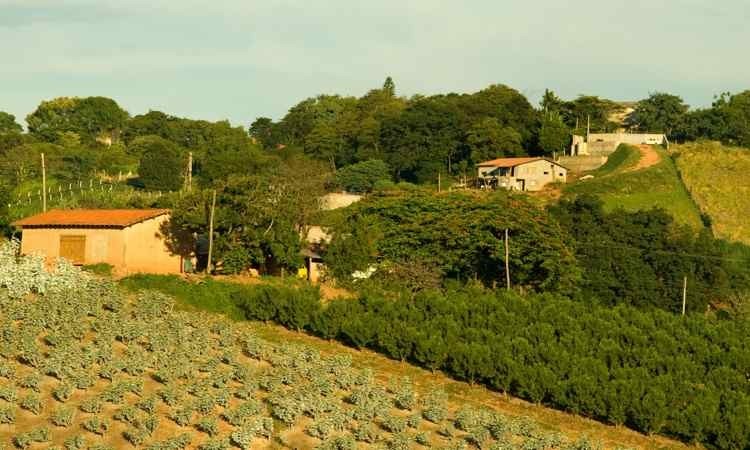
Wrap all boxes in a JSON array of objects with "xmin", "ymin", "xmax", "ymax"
[
  {"xmin": 543, "ymin": 171, "xmax": 549, "ymax": 175},
  {"xmin": 559, "ymin": 173, "xmax": 564, "ymax": 176}
]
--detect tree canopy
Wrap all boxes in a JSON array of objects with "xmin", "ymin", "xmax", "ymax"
[
  {"xmin": 0, "ymin": 112, "xmax": 22, "ymax": 133},
  {"xmin": 325, "ymin": 190, "xmax": 580, "ymax": 293},
  {"xmin": 137, "ymin": 136, "xmax": 185, "ymax": 191},
  {"xmin": 26, "ymin": 96, "xmax": 129, "ymax": 144}
]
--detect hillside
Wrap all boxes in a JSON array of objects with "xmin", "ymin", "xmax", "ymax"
[
  {"xmin": 0, "ymin": 246, "xmax": 690, "ymax": 450},
  {"xmin": 673, "ymin": 141, "xmax": 750, "ymax": 244},
  {"xmin": 564, "ymin": 145, "xmax": 704, "ymax": 229}
]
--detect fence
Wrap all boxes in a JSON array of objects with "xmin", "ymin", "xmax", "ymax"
[{"xmin": 7, "ymin": 179, "xmax": 170, "ymax": 219}]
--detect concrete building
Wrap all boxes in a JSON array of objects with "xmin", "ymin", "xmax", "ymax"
[
  {"xmin": 476, "ymin": 157, "xmax": 567, "ymax": 191},
  {"xmin": 571, "ymin": 133, "xmax": 668, "ymax": 156},
  {"xmin": 12, "ymin": 209, "xmax": 182, "ymax": 275}
]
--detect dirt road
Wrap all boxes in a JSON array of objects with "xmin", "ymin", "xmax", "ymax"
[{"xmin": 632, "ymin": 144, "xmax": 661, "ymax": 170}]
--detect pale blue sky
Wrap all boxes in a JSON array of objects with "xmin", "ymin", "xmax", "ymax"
[{"xmin": 1, "ymin": 0, "xmax": 748, "ymax": 128}]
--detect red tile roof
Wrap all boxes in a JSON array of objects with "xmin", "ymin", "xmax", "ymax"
[
  {"xmin": 12, "ymin": 209, "xmax": 170, "ymax": 228},
  {"xmin": 476, "ymin": 157, "xmax": 545, "ymax": 168}
]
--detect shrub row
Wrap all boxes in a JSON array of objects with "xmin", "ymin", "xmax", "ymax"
[{"xmin": 232, "ymin": 284, "xmax": 750, "ymax": 448}]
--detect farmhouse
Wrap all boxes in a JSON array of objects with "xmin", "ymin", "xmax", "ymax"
[
  {"xmin": 12, "ymin": 209, "xmax": 182, "ymax": 275},
  {"xmin": 476, "ymin": 157, "xmax": 567, "ymax": 191}
]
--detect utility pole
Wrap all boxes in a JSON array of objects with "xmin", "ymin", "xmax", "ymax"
[
  {"xmin": 681, "ymin": 276, "xmax": 687, "ymax": 316},
  {"xmin": 586, "ymin": 114, "xmax": 591, "ymax": 140},
  {"xmin": 206, "ymin": 190, "xmax": 217, "ymax": 275},
  {"xmin": 504, "ymin": 229, "xmax": 510, "ymax": 290},
  {"xmin": 438, "ymin": 171, "xmax": 441, "ymax": 193},
  {"xmin": 41, "ymin": 153, "xmax": 47, "ymax": 212},
  {"xmin": 186, "ymin": 152, "xmax": 193, "ymax": 192}
]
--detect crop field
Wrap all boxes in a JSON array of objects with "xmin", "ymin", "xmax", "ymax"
[
  {"xmin": 565, "ymin": 145, "xmax": 703, "ymax": 229},
  {"xmin": 0, "ymin": 243, "xmax": 618, "ymax": 450},
  {"xmin": 673, "ymin": 141, "xmax": 750, "ymax": 244}
]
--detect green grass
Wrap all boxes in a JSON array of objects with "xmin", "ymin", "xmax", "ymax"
[
  {"xmin": 565, "ymin": 144, "xmax": 704, "ymax": 229},
  {"xmin": 674, "ymin": 141, "xmax": 750, "ymax": 244},
  {"xmin": 589, "ymin": 144, "xmax": 641, "ymax": 175},
  {"xmin": 82, "ymin": 263, "xmax": 113, "ymax": 276},
  {"xmin": 120, "ymin": 274, "xmax": 246, "ymax": 320}
]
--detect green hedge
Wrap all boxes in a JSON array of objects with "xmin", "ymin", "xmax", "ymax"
[{"xmin": 231, "ymin": 284, "xmax": 750, "ymax": 447}]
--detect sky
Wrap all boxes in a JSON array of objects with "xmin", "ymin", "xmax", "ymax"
[{"xmin": 1, "ymin": 0, "xmax": 749, "ymax": 128}]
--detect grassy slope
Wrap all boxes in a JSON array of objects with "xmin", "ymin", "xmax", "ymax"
[
  {"xmin": 673, "ymin": 141, "xmax": 750, "ymax": 244},
  {"xmin": 565, "ymin": 145, "xmax": 704, "ymax": 229},
  {"xmin": 120, "ymin": 275, "xmax": 686, "ymax": 450}
]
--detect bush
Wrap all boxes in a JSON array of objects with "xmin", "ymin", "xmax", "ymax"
[{"xmin": 221, "ymin": 247, "xmax": 252, "ymax": 275}]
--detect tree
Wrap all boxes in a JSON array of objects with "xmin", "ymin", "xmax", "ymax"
[
  {"xmin": 626, "ymin": 93, "xmax": 688, "ymax": 137},
  {"xmin": 0, "ymin": 112, "xmax": 22, "ymax": 133},
  {"xmin": 538, "ymin": 112, "xmax": 570, "ymax": 156},
  {"xmin": 248, "ymin": 117, "xmax": 279, "ymax": 149},
  {"xmin": 466, "ymin": 118, "xmax": 522, "ymax": 163},
  {"xmin": 137, "ymin": 136, "xmax": 184, "ymax": 191},
  {"xmin": 196, "ymin": 132, "xmax": 271, "ymax": 187},
  {"xmin": 561, "ymin": 95, "xmax": 621, "ymax": 133},
  {"xmin": 540, "ymin": 89, "xmax": 565, "ymax": 114},
  {"xmin": 168, "ymin": 155, "xmax": 329, "ymax": 273},
  {"xmin": 464, "ymin": 84, "xmax": 538, "ymax": 148},
  {"xmin": 382, "ymin": 76, "xmax": 396, "ymax": 97},
  {"xmin": 334, "ymin": 160, "xmax": 391, "ymax": 193},
  {"xmin": 326, "ymin": 190, "xmax": 580, "ymax": 292},
  {"xmin": 0, "ymin": 182, "xmax": 10, "ymax": 235},
  {"xmin": 26, "ymin": 96, "xmax": 128, "ymax": 144},
  {"xmin": 721, "ymin": 90, "xmax": 750, "ymax": 147}
]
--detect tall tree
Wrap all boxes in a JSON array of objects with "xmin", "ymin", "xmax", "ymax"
[
  {"xmin": 466, "ymin": 117, "xmax": 523, "ymax": 163},
  {"xmin": 626, "ymin": 93, "xmax": 689, "ymax": 137},
  {"xmin": 0, "ymin": 112, "xmax": 22, "ymax": 133},
  {"xmin": 538, "ymin": 112, "xmax": 570, "ymax": 156},
  {"xmin": 248, "ymin": 117, "xmax": 279, "ymax": 149},
  {"xmin": 540, "ymin": 89, "xmax": 565, "ymax": 114}
]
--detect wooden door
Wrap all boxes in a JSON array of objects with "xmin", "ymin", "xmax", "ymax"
[{"xmin": 59, "ymin": 235, "xmax": 86, "ymax": 265}]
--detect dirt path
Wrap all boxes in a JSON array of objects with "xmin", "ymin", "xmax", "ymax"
[{"xmin": 632, "ymin": 144, "xmax": 661, "ymax": 170}]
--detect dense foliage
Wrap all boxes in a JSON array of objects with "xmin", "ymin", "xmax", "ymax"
[
  {"xmin": 167, "ymin": 156, "xmax": 330, "ymax": 273},
  {"xmin": 253, "ymin": 79, "xmax": 544, "ymax": 183},
  {"xmin": 25, "ymin": 96, "xmax": 129, "ymax": 145},
  {"xmin": 333, "ymin": 159, "xmax": 391, "ymax": 193},
  {"xmin": 137, "ymin": 136, "xmax": 185, "ymax": 191},
  {"xmin": 325, "ymin": 190, "xmax": 579, "ymax": 293},
  {"xmin": 0, "ymin": 111, "xmax": 22, "ymax": 133},
  {"xmin": 228, "ymin": 282, "xmax": 750, "ymax": 448},
  {"xmin": 551, "ymin": 195, "xmax": 750, "ymax": 313}
]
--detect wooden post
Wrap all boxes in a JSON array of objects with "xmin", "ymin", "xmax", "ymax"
[
  {"xmin": 682, "ymin": 276, "xmax": 687, "ymax": 316},
  {"xmin": 41, "ymin": 153, "xmax": 47, "ymax": 212},
  {"xmin": 206, "ymin": 190, "xmax": 217, "ymax": 275},
  {"xmin": 438, "ymin": 171, "xmax": 441, "ymax": 193},
  {"xmin": 504, "ymin": 229, "xmax": 510, "ymax": 290}
]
